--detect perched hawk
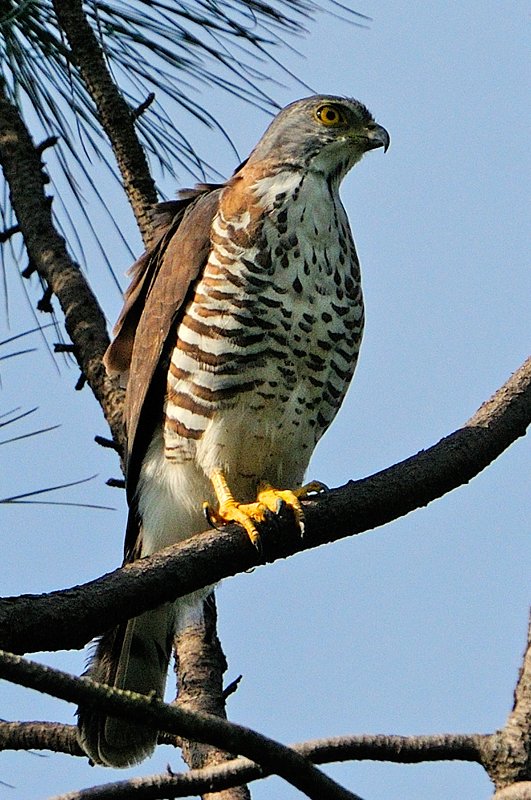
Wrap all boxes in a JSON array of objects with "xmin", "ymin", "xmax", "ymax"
[{"xmin": 77, "ymin": 95, "xmax": 389, "ymax": 767}]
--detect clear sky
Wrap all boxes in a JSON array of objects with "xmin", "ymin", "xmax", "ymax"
[{"xmin": 1, "ymin": 2, "xmax": 530, "ymax": 799}]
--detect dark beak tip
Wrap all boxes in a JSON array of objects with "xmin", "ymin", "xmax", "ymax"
[{"xmin": 366, "ymin": 125, "xmax": 390, "ymax": 153}]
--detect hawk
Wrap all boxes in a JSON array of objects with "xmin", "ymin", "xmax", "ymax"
[{"xmin": 77, "ymin": 95, "xmax": 389, "ymax": 767}]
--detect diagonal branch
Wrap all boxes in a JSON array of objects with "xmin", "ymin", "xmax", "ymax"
[
  {"xmin": 0, "ymin": 79, "xmax": 126, "ymax": 455},
  {"xmin": 0, "ymin": 650, "xmax": 364, "ymax": 800},
  {"xmin": 44, "ymin": 766, "xmax": 262, "ymax": 800},
  {"xmin": 52, "ymin": 0, "xmax": 158, "ymax": 245},
  {"xmin": 0, "ymin": 352, "xmax": 530, "ymax": 655}
]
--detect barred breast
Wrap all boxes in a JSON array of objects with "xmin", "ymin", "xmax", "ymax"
[{"xmin": 160, "ymin": 165, "xmax": 364, "ymax": 508}]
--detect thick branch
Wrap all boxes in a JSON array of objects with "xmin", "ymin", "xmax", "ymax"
[
  {"xmin": 0, "ymin": 651, "xmax": 363, "ymax": 800},
  {"xmin": 0, "ymin": 81, "xmax": 126, "ymax": 455},
  {"xmin": 52, "ymin": 0, "xmax": 158, "ymax": 244},
  {"xmin": 1, "ymin": 354, "xmax": 530, "ymax": 655},
  {"xmin": 298, "ymin": 732, "xmax": 486, "ymax": 765}
]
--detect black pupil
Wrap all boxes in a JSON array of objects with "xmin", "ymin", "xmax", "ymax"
[{"xmin": 325, "ymin": 109, "xmax": 336, "ymax": 121}]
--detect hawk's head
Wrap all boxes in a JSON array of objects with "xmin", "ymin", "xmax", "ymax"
[{"xmin": 246, "ymin": 95, "xmax": 389, "ymax": 180}]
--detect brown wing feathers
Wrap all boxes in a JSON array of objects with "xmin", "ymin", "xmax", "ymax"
[
  {"xmin": 124, "ymin": 188, "xmax": 223, "ymax": 493},
  {"xmin": 102, "ymin": 185, "xmax": 223, "ymax": 559},
  {"xmin": 104, "ymin": 187, "xmax": 220, "ymax": 382}
]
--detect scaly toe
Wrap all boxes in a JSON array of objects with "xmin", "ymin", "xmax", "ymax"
[
  {"xmin": 204, "ymin": 500, "xmax": 265, "ymax": 550},
  {"xmin": 257, "ymin": 487, "xmax": 305, "ymax": 537}
]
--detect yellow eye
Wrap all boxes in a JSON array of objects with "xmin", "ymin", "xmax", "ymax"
[{"xmin": 315, "ymin": 104, "xmax": 346, "ymax": 126}]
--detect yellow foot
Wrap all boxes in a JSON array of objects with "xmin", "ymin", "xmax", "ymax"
[
  {"xmin": 256, "ymin": 485, "xmax": 306, "ymax": 536},
  {"xmin": 203, "ymin": 497, "xmax": 268, "ymax": 550},
  {"xmin": 204, "ymin": 471, "xmax": 325, "ymax": 549},
  {"xmin": 256, "ymin": 481, "xmax": 328, "ymax": 537}
]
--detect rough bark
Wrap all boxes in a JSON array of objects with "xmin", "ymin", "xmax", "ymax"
[
  {"xmin": 52, "ymin": 0, "xmax": 158, "ymax": 245},
  {"xmin": 0, "ymin": 81, "xmax": 126, "ymax": 456},
  {"xmin": 0, "ymin": 720, "xmax": 84, "ymax": 757},
  {"xmin": 482, "ymin": 614, "xmax": 531, "ymax": 790},
  {"xmin": 174, "ymin": 597, "xmax": 251, "ymax": 800},
  {"xmin": 491, "ymin": 785, "xmax": 531, "ymax": 800}
]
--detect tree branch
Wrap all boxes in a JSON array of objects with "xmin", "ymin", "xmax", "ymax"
[
  {"xmin": 51, "ymin": 0, "xmax": 158, "ymax": 245},
  {"xmin": 0, "ymin": 650, "xmax": 364, "ymax": 800},
  {"xmin": 0, "ymin": 717, "xmax": 490, "ymax": 800},
  {"xmin": 0, "ymin": 79, "xmax": 126, "ymax": 456},
  {"xmin": 0, "ymin": 721, "xmax": 84, "ymax": 757},
  {"xmin": 298, "ymin": 732, "xmax": 486, "ymax": 765},
  {"xmin": 1, "ymin": 353, "xmax": 530, "ymax": 655},
  {"xmin": 0, "ymin": 721, "xmax": 488, "ymax": 765},
  {"xmin": 480, "ymin": 610, "xmax": 531, "ymax": 790},
  {"xmin": 174, "ymin": 597, "xmax": 251, "ymax": 800},
  {"xmin": 44, "ymin": 766, "xmax": 260, "ymax": 800}
]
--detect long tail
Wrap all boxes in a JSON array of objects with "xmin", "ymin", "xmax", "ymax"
[{"xmin": 77, "ymin": 603, "xmax": 175, "ymax": 768}]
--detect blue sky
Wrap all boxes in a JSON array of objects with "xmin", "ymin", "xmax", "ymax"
[{"xmin": 1, "ymin": 2, "xmax": 530, "ymax": 799}]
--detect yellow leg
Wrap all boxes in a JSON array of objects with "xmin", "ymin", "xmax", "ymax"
[{"xmin": 204, "ymin": 470, "xmax": 267, "ymax": 549}]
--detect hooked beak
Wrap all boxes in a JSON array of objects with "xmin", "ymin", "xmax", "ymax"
[{"xmin": 365, "ymin": 124, "xmax": 390, "ymax": 153}]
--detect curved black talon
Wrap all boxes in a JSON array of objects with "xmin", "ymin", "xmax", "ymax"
[{"xmin": 203, "ymin": 502, "xmax": 224, "ymax": 530}]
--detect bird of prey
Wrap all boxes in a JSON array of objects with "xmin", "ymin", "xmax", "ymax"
[{"xmin": 77, "ymin": 95, "xmax": 389, "ymax": 768}]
